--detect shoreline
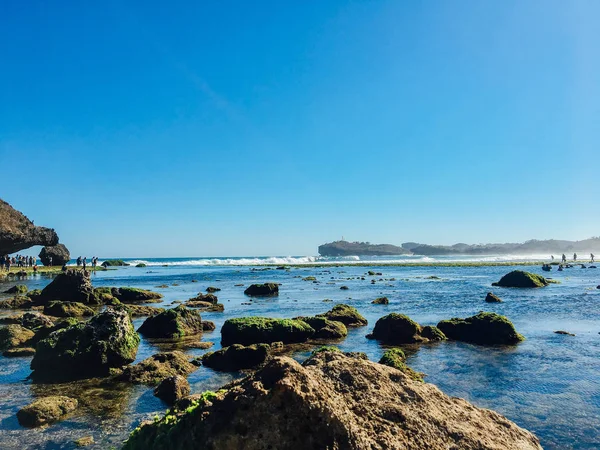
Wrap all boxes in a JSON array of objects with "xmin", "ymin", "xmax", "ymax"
[{"xmin": 0, "ymin": 266, "xmax": 107, "ymax": 276}]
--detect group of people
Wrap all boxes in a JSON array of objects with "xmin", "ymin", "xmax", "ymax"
[
  {"xmin": 76, "ymin": 256, "xmax": 98, "ymax": 270},
  {"xmin": 551, "ymin": 253, "xmax": 595, "ymax": 263},
  {"xmin": 1, "ymin": 254, "xmax": 37, "ymax": 271}
]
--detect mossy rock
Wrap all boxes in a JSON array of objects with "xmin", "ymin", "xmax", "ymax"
[
  {"xmin": 185, "ymin": 301, "xmax": 224, "ymax": 312},
  {"xmin": 20, "ymin": 312, "xmax": 54, "ymax": 331},
  {"xmin": 437, "ymin": 312, "xmax": 524, "ymax": 345},
  {"xmin": 492, "ymin": 271, "xmax": 549, "ymax": 288},
  {"xmin": 31, "ymin": 317, "xmax": 79, "ymax": 344},
  {"xmin": 135, "ymin": 263, "xmax": 147, "ymax": 268},
  {"xmin": 4, "ymin": 284, "xmax": 27, "ymax": 294},
  {"xmin": 0, "ymin": 296, "xmax": 34, "ymax": 310},
  {"xmin": 420, "ymin": 325, "xmax": 446, "ymax": 341},
  {"xmin": 138, "ymin": 305, "xmax": 203, "ymax": 339},
  {"xmin": 372, "ymin": 297, "xmax": 389, "ymax": 305},
  {"xmin": 379, "ymin": 348, "xmax": 423, "ymax": 381},
  {"xmin": 303, "ymin": 276, "xmax": 317, "ymax": 281},
  {"xmin": 202, "ymin": 343, "xmax": 271, "ymax": 371},
  {"xmin": 310, "ymin": 345, "xmax": 341, "ymax": 356},
  {"xmin": 101, "ymin": 259, "xmax": 129, "ymax": 267},
  {"xmin": 44, "ymin": 301, "xmax": 95, "ymax": 318},
  {"xmin": 295, "ymin": 316, "xmax": 347, "ymax": 340},
  {"xmin": 317, "ymin": 304, "xmax": 367, "ymax": 327},
  {"xmin": 117, "ymin": 351, "xmax": 198, "ymax": 386},
  {"xmin": 154, "ymin": 375, "xmax": 190, "ymax": 405},
  {"xmin": 30, "ymin": 307, "xmax": 140, "ymax": 381},
  {"xmin": 0, "ymin": 324, "xmax": 35, "ymax": 350},
  {"xmin": 485, "ymin": 292, "xmax": 503, "ymax": 303},
  {"xmin": 3, "ymin": 347, "xmax": 36, "ymax": 357},
  {"xmin": 367, "ymin": 313, "xmax": 423, "ymax": 344},
  {"xmin": 16, "ymin": 396, "xmax": 78, "ymax": 428},
  {"xmin": 206, "ymin": 287, "xmax": 221, "ymax": 293},
  {"xmin": 202, "ymin": 321, "xmax": 216, "ymax": 331},
  {"xmin": 243, "ymin": 283, "xmax": 279, "ymax": 296},
  {"xmin": 221, "ymin": 317, "xmax": 314, "ymax": 346},
  {"xmin": 125, "ymin": 305, "xmax": 165, "ymax": 317},
  {"xmin": 40, "ymin": 269, "xmax": 99, "ymax": 305},
  {"xmin": 113, "ymin": 287, "xmax": 163, "ymax": 304}
]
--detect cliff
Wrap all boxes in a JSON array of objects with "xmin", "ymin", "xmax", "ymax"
[
  {"xmin": 318, "ymin": 241, "xmax": 409, "ymax": 256},
  {"xmin": 0, "ymin": 199, "xmax": 59, "ymax": 255}
]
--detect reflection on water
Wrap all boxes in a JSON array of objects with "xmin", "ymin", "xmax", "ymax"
[{"xmin": 1, "ymin": 263, "xmax": 599, "ymax": 449}]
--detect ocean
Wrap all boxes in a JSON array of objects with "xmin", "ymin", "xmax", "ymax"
[{"xmin": 0, "ymin": 256, "xmax": 599, "ymax": 449}]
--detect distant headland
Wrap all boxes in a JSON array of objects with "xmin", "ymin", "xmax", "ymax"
[{"xmin": 318, "ymin": 238, "xmax": 600, "ymax": 256}]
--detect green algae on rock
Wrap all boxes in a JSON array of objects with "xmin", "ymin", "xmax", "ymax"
[
  {"xmin": 202, "ymin": 343, "xmax": 271, "ymax": 371},
  {"xmin": 492, "ymin": 270, "xmax": 550, "ymax": 288},
  {"xmin": 30, "ymin": 307, "xmax": 139, "ymax": 381},
  {"xmin": 16, "ymin": 395, "xmax": 78, "ymax": 428},
  {"xmin": 0, "ymin": 324, "xmax": 35, "ymax": 350},
  {"xmin": 138, "ymin": 305, "xmax": 203, "ymax": 339},
  {"xmin": 43, "ymin": 301, "xmax": 95, "ymax": 318},
  {"xmin": 485, "ymin": 292, "xmax": 503, "ymax": 302},
  {"xmin": 221, "ymin": 317, "xmax": 314, "ymax": 346},
  {"xmin": 154, "ymin": 375, "xmax": 190, "ymax": 405},
  {"xmin": 293, "ymin": 316, "xmax": 347, "ymax": 340},
  {"xmin": 379, "ymin": 348, "xmax": 423, "ymax": 381},
  {"xmin": 437, "ymin": 312, "xmax": 524, "ymax": 345},
  {"xmin": 117, "ymin": 351, "xmax": 198, "ymax": 386},
  {"xmin": 420, "ymin": 325, "xmax": 447, "ymax": 341},
  {"xmin": 316, "ymin": 304, "xmax": 368, "ymax": 327},
  {"xmin": 372, "ymin": 296, "xmax": 389, "ymax": 304},
  {"xmin": 367, "ymin": 313, "xmax": 425, "ymax": 344},
  {"xmin": 4, "ymin": 284, "xmax": 27, "ymax": 294}
]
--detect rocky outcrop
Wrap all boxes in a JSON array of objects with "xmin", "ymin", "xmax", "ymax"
[
  {"xmin": 492, "ymin": 270, "xmax": 549, "ymax": 288},
  {"xmin": 221, "ymin": 317, "xmax": 314, "ymax": 346},
  {"xmin": 43, "ymin": 301, "xmax": 95, "ymax": 317},
  {"xmin": 4, "ymin": 284, "xmax": 27, "ymax": 294},
  {"xmin": 138, "ymin": 305, "xmax": 203, "ymax": 339},
  {"xmin": 101, "ymin": 259, "xmax": 129, "ymax": 267},
  {"xmin": 244, "ymin": 283, "xmax": 279, "ymax": 296},
  {"xmin": 125, "ymin": 305, "xmax": 165, "ymax": 317},
  {"xmin": 31, "ymin": 307, "xmax": 140, "ymax": 381},
  {"xmin": 318, "ymin": 240, "xmax": 409, "ymax": 256},
  {"xmin": 0, "ymin": 199, "xmax": 59, "ymax": 255},
  {"xmin": 367, "ymin": 313, "xmax": 447, "ymax": 344},
  {"xmin": 117, "ymin": 351, "xmax": 198, "ymax": 386},
  {"xmin": 39, "ymin": 269, "xmax": 100, "ymax": 305},
  {"xmin": 372, "ymin": 296, "xmax": 389, "ymax": 304},
  {"xmin": 202, "ymin": 344, "xmax": 271, "ymax": 371},
  {"xmin": 39, "ymin": 244, "xmax": 71, "ymax": 267},
  {"xmin": 111, "ymin": 287, "xmax": 163, "ymax": 304},
  {"xmin": 316, "ymin": 304, "xmax": 368, "ymax": 327},
  {"xmin": 16, "ymin": 396, "xmax": 78, "ymax": 428},
  {"xmin": 437, "ymin": 312, "xmax": 524, "ymax": 345},
  {"xmin": 485, "ymin": 292, "xmax": 503, "ymax": 303},
  {"xmin": 123, "ymin": 351, "xmax": 542, "ymax": 450},
  {"xmin": 0, "ymin": 324, "xmax": 35, "ymax": 350},
  {"xmin": 379, "ymin": 348, "xmax": 423, "ymax": 381},
  {"xmin": 154, "ymin": 375, "xmax": 190, "ymax": 405},
  {"xmin": 294, "ymin": 316, "xmax": 347, "ymax": 340}
]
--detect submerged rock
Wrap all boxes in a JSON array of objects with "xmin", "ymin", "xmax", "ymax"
[
  {"xmin": 485, "ymin": 292, "xmax": 503, "ymax": 303},
  {"xmin": 123, "ymin": 351, "xmax": 542, "ymax": 450},
  {"xmin": 138, "ymin": 305, "xmax": 203, "ymax": 339},
  {"xmin": 316, "ymin": 304, "xmax": 367, "ymax": 327},
  {"xmin": 202, "ymin": 343, "xmax": 271, "ymax": 371},
  {"xmin": 243, "ymin": 283, "xmax": 279, "ymax": 296},
  {"xmin": 39, "ymin": 244, "xmax": 71, "ymax": 267},
  {"xmin": 16, "ymin": 395, "xmax": 78, "ymax": 428},
  {"xmin": 31, "ymin": 307, "xmax": 140, "ymax": 380},
  {"xmin": 221, "ymin": 317, "xmax": 314, "ymax": 346},
  {"xmin": 437, "ymin": 312, "xmax": 524, "ymax": 345},
  {"xmin": 154, "ymin": 375, "xmax": 190, "ymax": 405},
  {"xmin": 554, "ymin": 330, "xmax": 575, "ymax": 336},
  {"xmin": 492, "ymin": 270, "xmax": 549, "ymax": 288},
  {"xmin": 43, "ymin": 301, "xmax": 95, "ymax": 318},
  {"xmin": 118, "ymin": 351, "xmax": 198, "ymax": 386}
]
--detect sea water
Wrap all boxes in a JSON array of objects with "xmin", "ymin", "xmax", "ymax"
[{"xmin": 0, "ymin": 257, "xmax": 599, "ymax": 449}]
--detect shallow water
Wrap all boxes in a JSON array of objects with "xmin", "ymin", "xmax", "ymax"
[{"xmin": 1, "ymin": 262, "xmax": 599, "ymax": 449}]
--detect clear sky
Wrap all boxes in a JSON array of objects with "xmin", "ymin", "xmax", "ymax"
[{"xmin": 1, "ymin": 1, "xmax": 599, "ymax": 257}]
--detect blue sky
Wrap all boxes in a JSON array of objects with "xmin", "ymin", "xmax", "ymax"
[{"xmin": 1, "ymin": 1, "xmax": 599, "ymax": 257}]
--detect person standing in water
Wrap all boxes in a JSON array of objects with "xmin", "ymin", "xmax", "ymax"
[
  {"xmin": 83, "ymin": 257, "xmax": 87, "ymax": 270},
  {"xmin": 561, "ymin": 254, "xmax": 567, "ymax": 264},
  {"xmin": 573, "ymin": 253, "xmax": 577, "ymax": 262},
  {"xmin": 591, "ymin": 253, "xmax": 595, "ymax": 263}
]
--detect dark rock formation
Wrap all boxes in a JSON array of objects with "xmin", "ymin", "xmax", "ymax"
[
  {"xmin": 39, "ymin": 244, "xmax": 71, "ymax": 267},
  {"xmin": 31, "ymin": 307, "xmax": 140, "ymax": 381},
  {"xmin": 43, "ymin": 301, "xmax": 95, "ymax": 317},
  {"xmin": 111, "ymin": 287, "xmax": 163, "ymax": 304},
  {"xmin": 117, "ymin": 351, "xmax": 198, "ymax": 386},
  {"xmin": 123, "ymin": 351, "xmax": 542, "ymax": 450},
  {"xmin": 16, "ymin": 396, "xmax": 78, "ymax": 428},
  {"xmin": 138, "ymin": 305, "xmax": 203, "ymax": 339},
  {"xmin": 372, "ymin": 296, "xmax": 389, "ymax": 304},
  {"xmin": 202, "ymin": 344, "xmax": 271, "ymax": 371},
  {"xmin": 206, "ymin": 287, "xmax": 220, "ymax": 293},
  {"xmin": 0, "ymin": 199, "xmax": 59, "ymax": 255},
  {"xmin": 379, "ymin": 348, "xmax": 423, "ymax": 381},
  {"xmin": 40, "ymin": 269, "xmax": 99, "ymax": 305},
  {"xmin": 125, "ymin": 305, "xmax": 165, "ymax": 317},
  {"xmin": 318, "ymin": 240, "xmax": 409, "ymax": 256},
  {"xmin": 437, "ymin": 312, "xmax": 524, "ymax": 345},
  {"xmin": 202, "ymin": 321, "xmax": 216, "ymax": 331},
  {"xmin": 4, "ymin": 284, "xmax": 27, "ymax": 294},
  {"xmin": 367, "ymin": 313, "xmax": 426, "ymax": 344},
  {"xmin": 421, "ymin": 325, "xmax": 447, "ymax": 341},
  {"xmin": 294, "ymin": 316, "xmax": 347, "ymax": 340},
  {"xmin": 485, "ymin": 292, "xmax": 503, "ymax": 303},
  {"xmin": 101, "ymin": 259, "xmax": 129, "ymax": 267},
  {"xmin": 316, "ymin": 304, "xmax": 367, "ymax": 327},
  {"xmin": 0, "ymin": 324, "xmax": 35, "ymax": 350},
  {"xmin": 221, "ymin": 317, "xmax": 314, "ymax": 346},
  {"xmin": 492, "ymin": 271, "xmax": 549, "ymax": 288},
  {"xmin": 244, "ymin": 283, "xmax": 279, "ymax": 296},
  {"xmin": 154, "ymin": 375, "xmax": 190, "ymax": 405}
]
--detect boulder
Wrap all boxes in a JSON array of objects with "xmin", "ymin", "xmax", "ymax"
[
  {"xmin": 0, "ymin": 198, "xmax": 59, "ymax": 255},
  {"xmin": 111, "ymin": 287, "xmax": 162, "ymax": 304},
  {"xmin": 138, "ymin": 305, "xmax": 203, "ymax": 339},
  {"xmin": 492, "ymin": 270, "xmax": 549, "ymax": 288},
  {"xmin": 125, "ymin": 305, "xmax": 165, "ymax": 317},
  {"xmin": 367, "ymin": 313, "xmax": 424, "ymax": 344},
  {"xmin": 0, "ymin": 296, "xmax": 34, "ymax": 309},
  {"xmin": 316, "ymin": 304, "xmax": 367, "ymax": 327},
  {"xmin": 187, "ymin": 293, "xmax": 218, "ymax": 304},
  {"xmin": 135, "ymin": 263, "xmax": 146, "ymax": 268},
  {"xmin": 437, "ymin": 312, "xmax": 524, "ymax": 345},
  {"xmin": 294, "ymin": 316, "xmax": 347, "ymax": 340},
  {"xmin": 206, "ymin": 287, "xmax": 220, "ymax": 293},
  {"xmin": 117, "ymin": 351, "xmax": 198, "ymax": 386},
  {"xmin": 44, "ymin": 301, "xmax": 95, "ymax": 318},
  {"xmin": 4, "ymin": 284, "xmax": 27, "ymax": 294},
  {"xmin": 16, "ymin": 396, "xmax": 78, "ymax": 428},
  {"xmin": 202, "ymin": 344, "xmax": 271, "ymax": 371},
  {"xmin": 485, "ymin": 292, "xmax": 503, "ymax": 303},
  {"xmin": 0, "ymin": 324, "xmax": 35, "ymax": 350},
  {"xmin": 30, "ymin": 307, "xmax": 140, "ymax": 380},
  {"xmin": 372, "ymin": 296, "xmax": 389, "ymax": 305},
  {"xmin": 39, "ymin": 269, "xmax": 99, "ymax": 305},
  {"xmin": 379, "ymin": 348, "xmax": 423, "ymax": 381},
  {"xmin": 221, "ymin": 317, "xmax": 314, "ymax": 346},
  {"xmin": 421, "ymin": 325, "xmax": 447, "ymax": 341},
  {"xmin": 39, "ymin": 244, "xmax": 71, "ymax": 267},
  {"xmin": 154, "ymin": 375, "xmax": 190, "ymax": 405},
  {"xmin": 202, "ymin": 321, "xmax": 216, "ymax": 332},
  {"xmin": 20, "ymin": 312, "xmax": 54, "ymax": 331},
  {"xmin": 101, "ymin": 259, "xmax": 129, "ymax": 267},
  {"xmin": 243, "ymin": 283, "xmax": 279, "ymax": 296},
  {"xmin": 185, "ymin": 300, "xmax": 224, "ymax": 312},
  {"xmin": 123, "ymin": 351, "xmax": 542, "ymax": 450}
]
